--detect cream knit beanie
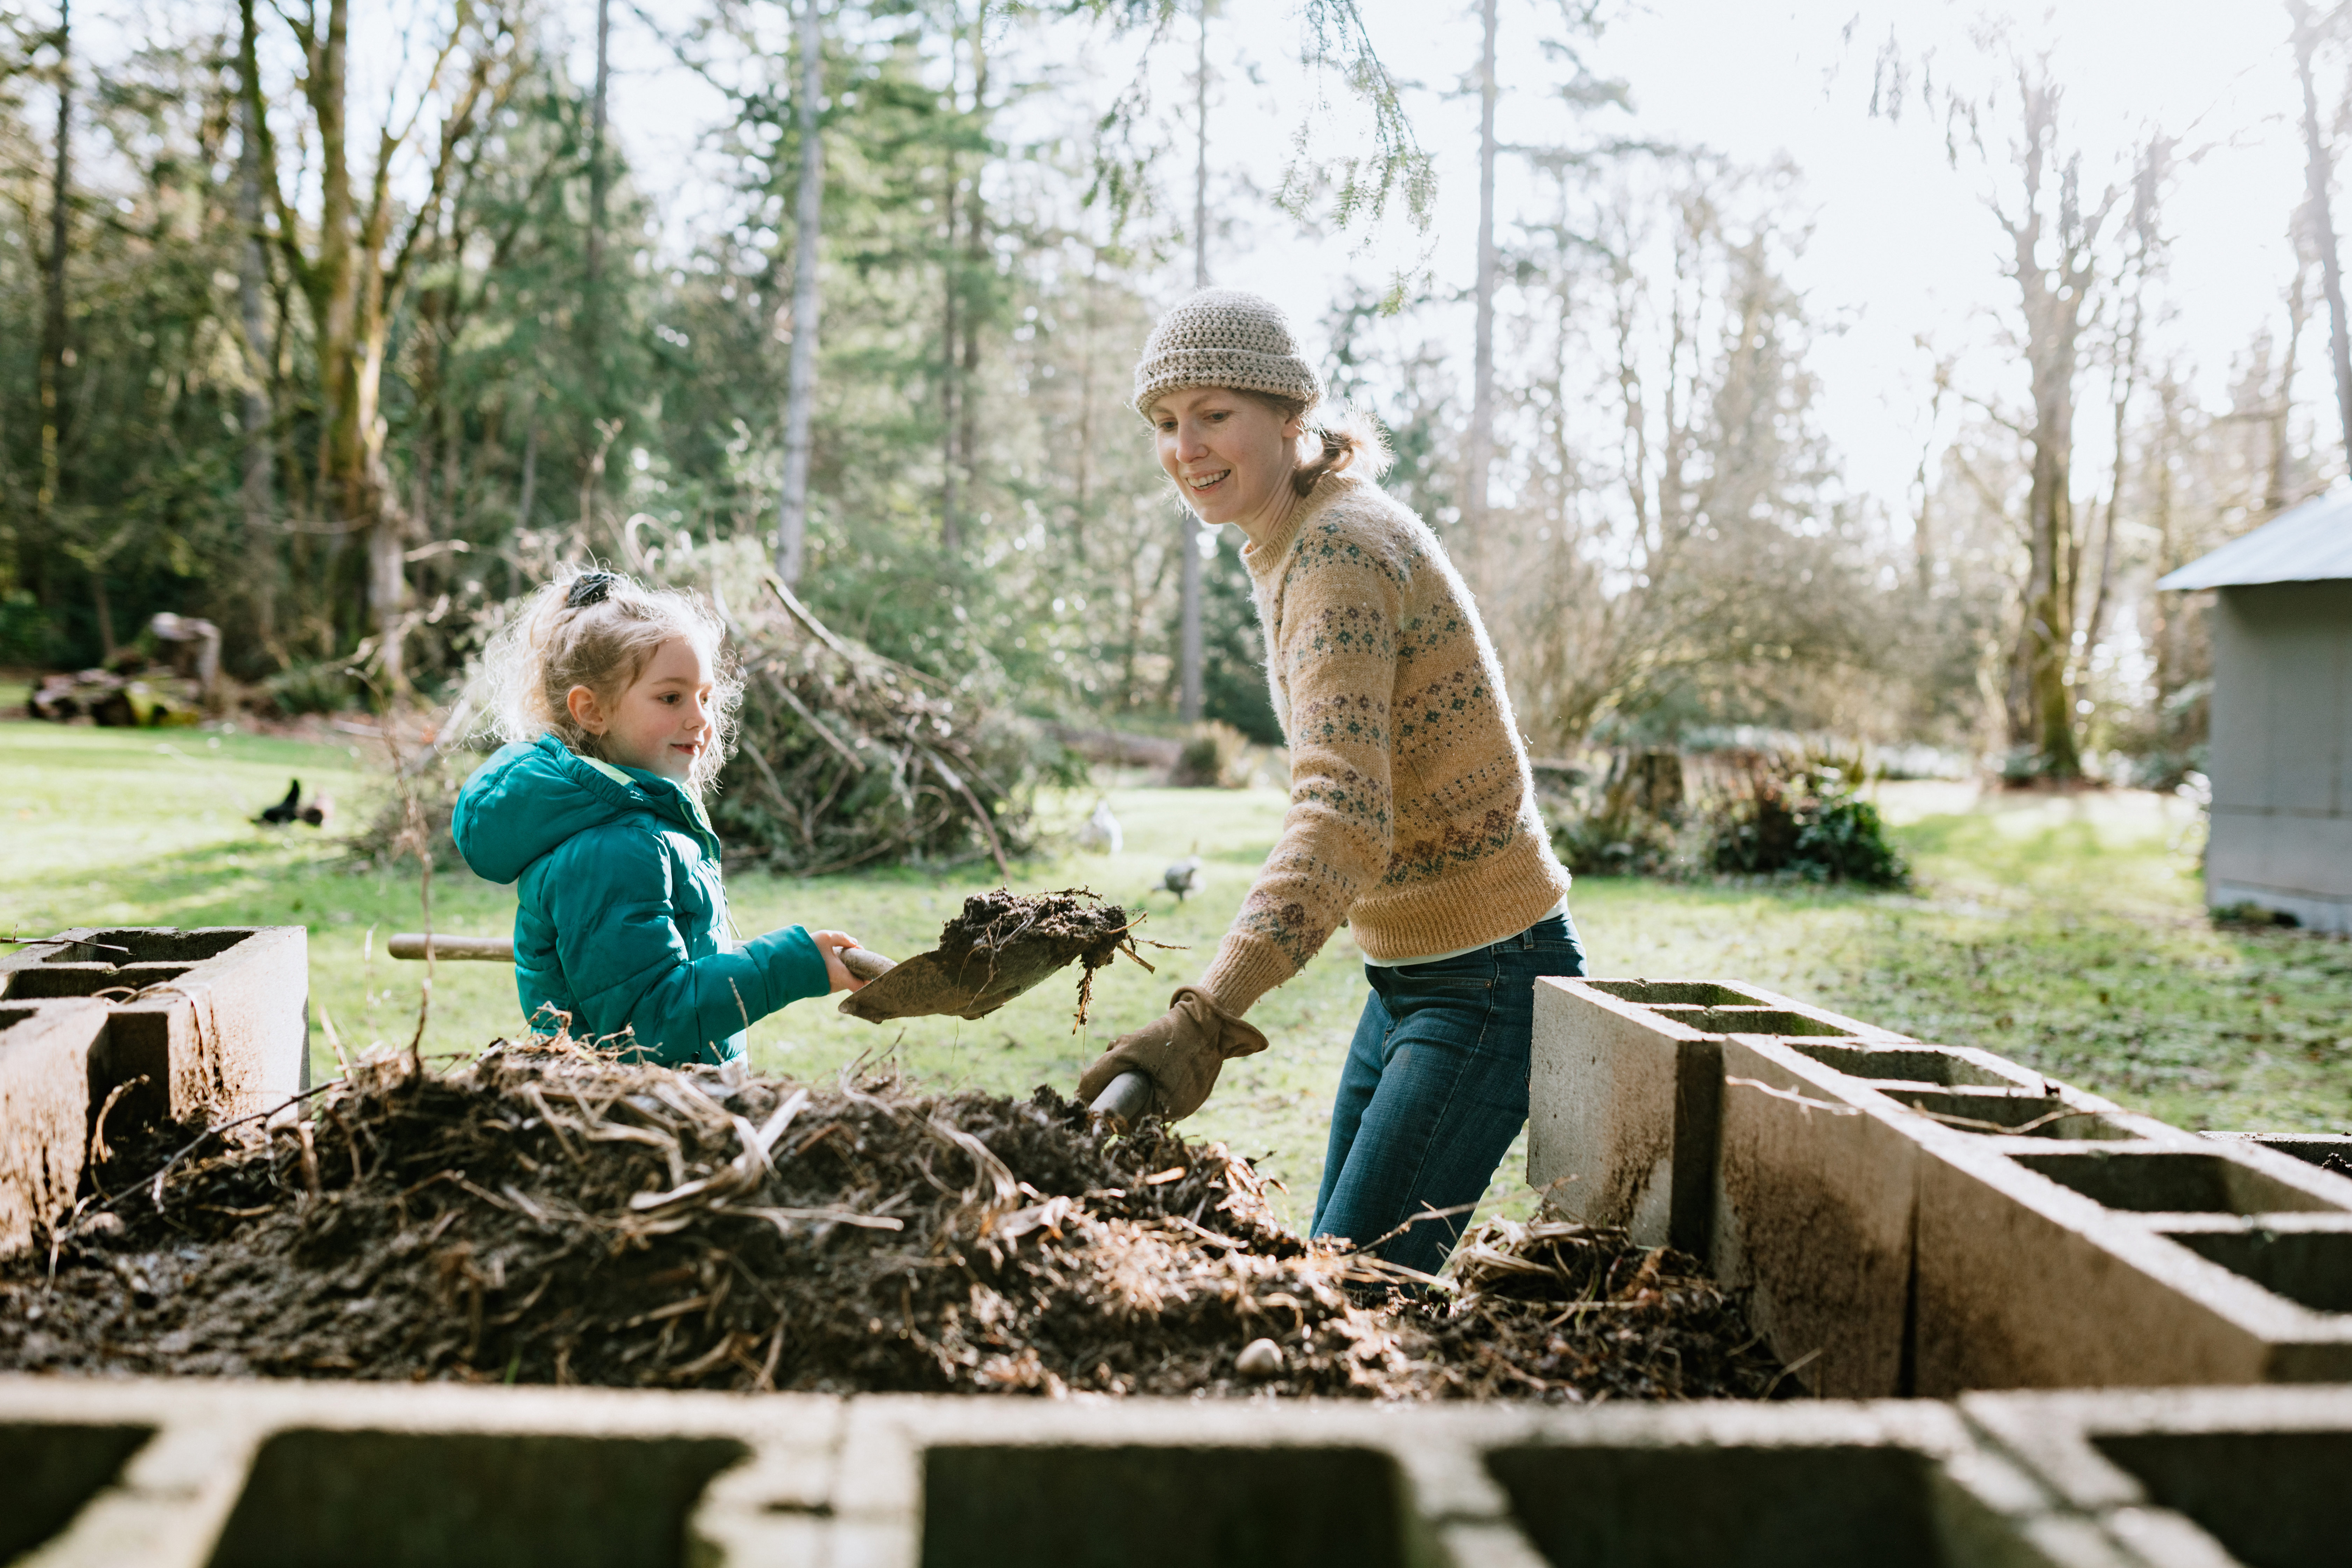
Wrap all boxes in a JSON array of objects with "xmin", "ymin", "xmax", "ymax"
[{"xmin": 1131, "ymin": 289, "xmax": 1321, "ymax": 421}]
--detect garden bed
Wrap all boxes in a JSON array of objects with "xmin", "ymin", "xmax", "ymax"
[{"xmin": 2, "ymin": 1042, "xmax": 1782, "ymax": 1402}]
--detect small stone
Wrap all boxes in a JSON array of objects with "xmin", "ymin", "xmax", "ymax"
[
  {"xmin": 79, "ymin": 1212, "xmax": 125, "ymax": 1241},
  {"xmin": 1236, "ymin": 1337, "xmax": 1284, "ymax": 1380}
]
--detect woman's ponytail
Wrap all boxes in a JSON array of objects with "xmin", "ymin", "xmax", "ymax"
[{"xmin": 1291, "ymin": 403, "xmax": 1393, "ymax": 497}]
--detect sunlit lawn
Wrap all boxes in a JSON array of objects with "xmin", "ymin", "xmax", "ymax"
[{"xmin": 4, "ymin": 720, "xmax": 2347, "ymax": 1232}]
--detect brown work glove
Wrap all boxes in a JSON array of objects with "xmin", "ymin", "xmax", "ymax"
[{"xmin": 1078, "ymin": 985, "xmax": 1269, "ymax": 1121}]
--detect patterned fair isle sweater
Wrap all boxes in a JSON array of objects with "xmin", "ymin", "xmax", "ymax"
[{"xmin": 1198, "ymin": 470, "xmax": 1574, "ymax": 1016}]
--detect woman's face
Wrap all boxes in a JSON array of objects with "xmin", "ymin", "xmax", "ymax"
[{"xmin": 1149, "ymin": 386, "xmax": 1304, "ymax": 533}]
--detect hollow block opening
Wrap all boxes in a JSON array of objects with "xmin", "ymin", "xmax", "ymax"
[
  {"xmin": 1486, "ymin": 1443, "xmax": 1953, "ymax": 1568},
  {"xmin": 2164, "ymin": 1229, "xmax": 2352, "ymax": 1314},
  {"xmin": 1882, "ymin": 1088, "xmax": 2139, "ymax": 1141},
  {"xmin": 0, "ymin": 1421, "xmax": 154, "ymax": 1561},
  {"xmin": 1791, "ymin": 1043, "xmax": 2024, "ymax": 1087},
  {"xmin": 2216, "ymin": 1135, "xmax": 2352, "ymax": 1178},
  {"xmin": 2095, "ymin": 1428, "xmax": 2352, "ymax": 1568},
  {"xmin": 2017, "ymin": 1151, "xmax": 2345, "ymax": 1216},
  {"xmin": 1585, "ymin": 980, "xmax": 1765, "ymax": 1007},
  {"xmin": 1646, "ymin": 1006, "xmax": 1852, "ymax": 1037},
  {"xmin": 919, "ymin": 1444, "xmax": 1409, "ymax": 1568},
  {"xmin": 41, "ymin": 929, "xmax": 248, "ymax": 966},
  {"xmin": 4, "ymin": 964, "xmax": 191, "ymax": 1000},
  {"xmin": 204, "ymin": 1429, "xmax": 748, "ymax": 1568}
]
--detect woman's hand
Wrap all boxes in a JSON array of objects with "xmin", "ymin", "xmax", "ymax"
[
  {"xmin": 810, "ymin": 930, "xmax": 869, "ymax": 994},
  {"xmin": 1077, "ymin": 986, "xmax": 1269, "ymax": 1121}
]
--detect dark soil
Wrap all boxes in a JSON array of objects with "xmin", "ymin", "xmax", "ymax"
[
  {"xmin": 839, "ymin": 887, "xmax": 1149, "ymax": 1024},
  {"xmin": 0, "ymin": 1043, "xmax": 1784, "ymax": 1401}
]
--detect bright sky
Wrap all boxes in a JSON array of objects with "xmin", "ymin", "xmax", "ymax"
[{"xmin": 583, "ymin": 0, "xmax": 2320, "ymax": 515}]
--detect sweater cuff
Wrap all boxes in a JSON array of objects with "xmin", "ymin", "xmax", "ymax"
[
  {"xmin": 746, "ymin": 924, "xmax": 831, "ymax": 1010},
  {"xmin": 1197, "ymin": 932, "xmax": 1297, "ymax": 1018}
]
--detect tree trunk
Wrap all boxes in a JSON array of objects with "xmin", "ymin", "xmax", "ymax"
[
  {"xmin": 517, "ymin": 415, "xmax": 539, "ymax": 530},
  {"xmin": 36, "ymin": 0, "xmax": 70, "ymax": 528},
  {"xmin": 585, "ymin": 0, "xmax": 610, "ymax": 323},
  {"xmin": 1072, "ymin": 250, "xmax": 1098, "ymax": 564},
  {"xmin": 958, "ymin": 19, "xmax": 985, "ymax": 517},
  {"xmin": 1463, "ymin": 0, "xmax": 1499, "ymax": 593},
  {"xmin": 1177, "ymin": 0, "xmax": 1210, "ymax": 723},
  {"xmin": 2005, "ymin": 77, "xmax": 2090, "ymax": 780},
  {"xmin": 775, "ymin": 0, "xmax": 823, "ymax": 587},
  {"xmin": 2269, "ymin": 234, "xmax": 2314, "ymax": 513},
  {"xmin": 2292, "ymin": 0, "xmax": 2352, "ymax": 460},
  {"xmin": 237, "ymin": 42, "xmax": 276, "ymax": 652},
  {"xmin": 940, "ymin": 44, "xmax": 960, "ymax": 554}
]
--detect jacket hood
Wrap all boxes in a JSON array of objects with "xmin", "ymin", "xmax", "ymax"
[{"xmin": 453, "ymin": 734, "xmax": 718, "ymax": 884}]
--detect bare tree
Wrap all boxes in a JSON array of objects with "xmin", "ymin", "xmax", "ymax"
[
  {"xmin": 237, "ymin": 41, "xmax": 278, "ymax": 655},
  {"xmin": 1176, "ymin": 0, "xmax": 1209, "ymax": 723},
  {"xmin": 2290, "ymin": 0, "xmax": 2352, "ymax": 458},
  {"xmin": 1462, "ymin": 0, "xmax": 1499, "ymax": 594},
  {"xmin": 35, "ymin": 0, "xmax": 69, "ymax": 532},
  {"xmin": 240, "ymin": 0, "xmax": 517, "ymax": 686},
  {"xmin": 583, "ymin": 0, "xmax": 611, "ymax": 396},
  {"xmin": 775, "ymin": 0, "xmax": 824, "ymax": 587}
]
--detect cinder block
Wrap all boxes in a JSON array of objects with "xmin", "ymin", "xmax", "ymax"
[
  {"xmin": 1697, "ymin": 1023, "xmax": 2352, "ymax": 1395},
  {"xmin": 1905, "ymin": 1112, "xmax": 2352, "ymax": 1393},
  {"xmin": 1963, "ymin": 1384, "xmax": 2352, "ymax": 1568},
  {"xmin": 0, "ymin": 1376, "xmax": 2277, "ymax": 1567},
  {"xmin": 1710, "ymin": 1034, "xmax": 1927, "ymax": 1398},
  {"xmin": 0, "ymin": 999, "xmax": 110, "ymax": 1258},
  {"xmin": 2203, "ymin": 1130, "xmax": 2352, "ymax": 1178},
  {"xmin": 0, "ymin": 927, "xmax": 307, "ymax": 1128},
  {"xmin": 1528, "ymin": 978, "xmax": 1907, "ymax": 1255}
]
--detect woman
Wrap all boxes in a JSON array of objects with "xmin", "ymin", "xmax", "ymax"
[{"xmin": 1079, "ymin": 289, "xmax": 1587, "ymax": 1279}]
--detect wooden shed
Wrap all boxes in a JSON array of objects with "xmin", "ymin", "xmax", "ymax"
[{"xmin": 2159, "ymin": 491, "xmax": 2352, "ymax": 931}]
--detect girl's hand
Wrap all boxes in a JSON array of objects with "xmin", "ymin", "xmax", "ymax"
[{"xmin": 811, "ymin": 930, "xmax": 868, "ymax": 994}]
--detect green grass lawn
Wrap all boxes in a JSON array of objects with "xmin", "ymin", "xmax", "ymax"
[{"xmin": 4, "ymin": 721, "xmax": 2347, "ymax": 1233}]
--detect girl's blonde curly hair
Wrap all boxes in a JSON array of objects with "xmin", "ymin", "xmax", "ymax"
[{"xmin": 478, "ymin": 567, "xmax": 743, "ymax": 794}]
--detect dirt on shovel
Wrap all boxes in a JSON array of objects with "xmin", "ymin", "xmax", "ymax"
[{"xmin": 839, "ymin": 888, "xmax": 1151, "ymax": 1024}]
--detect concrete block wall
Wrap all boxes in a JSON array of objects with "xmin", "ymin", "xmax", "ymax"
[
  {"xmin": 1531, "ymin": 978, "xmax": 2352, "ymax": 1398},
  {"xmin": 0, "ymin": 928, "xmax": 307, "ymax": 1258},
  {"xmin": 6, "ymin": 1374, "xmax": 2348, "ymax": 1566},
  {"xmin": 0, "ymin": 999, "xmax": 111, "ymax": 1257},
  {"xmin": 0, "ymin": 927, "xmax": 307, "ymax": 1128}
]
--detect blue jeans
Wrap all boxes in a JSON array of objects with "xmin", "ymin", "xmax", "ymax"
[{"xmin": 1311, "ymin": 911, "xmax": 1588, "ymax": 1279}]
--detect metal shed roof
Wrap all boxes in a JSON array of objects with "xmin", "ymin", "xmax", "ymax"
[{"xmin": 2158, "ymin": 486, "xmax": 2352, "ymax": 589}]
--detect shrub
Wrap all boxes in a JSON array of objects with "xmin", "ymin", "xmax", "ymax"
[
  {"xmin": 1169, "ymin": 720, "xmax": 1251, "ymax": 788},
  {"xmin": 263, "ymin": 660, "xmax": 357, "ymax": 716},
  {"xmin": 1710, "ymin": 777, "xmax": 1910, "ymax": 888}
]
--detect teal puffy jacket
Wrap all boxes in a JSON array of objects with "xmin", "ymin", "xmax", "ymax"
[{"xmin": 450, "ymin": 734, "xmax": 828, "ymax": 1065}]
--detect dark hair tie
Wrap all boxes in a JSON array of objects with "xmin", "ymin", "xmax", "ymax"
[{"xmin": 566, "ymin": 572, "xmax": 619, "ymax": 608}]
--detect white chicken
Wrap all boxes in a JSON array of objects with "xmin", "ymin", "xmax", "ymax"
[{"xmin": 1076, "ymin": 798, "xmax": 1124, "ymax": 854}]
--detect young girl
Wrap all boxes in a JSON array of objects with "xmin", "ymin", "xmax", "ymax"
[{"xmin": 453, "ymin": 568, "xmax": 865, "ymax": 1065}]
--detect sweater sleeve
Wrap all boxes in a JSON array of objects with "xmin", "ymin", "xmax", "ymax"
[
  {"xmin": 545, "ymin": 829, "xmax": 830, "ymax": 1064},
  {"xmin": 1199, "ymin": 531, "xmax": 1402, "ymax": 1015}
]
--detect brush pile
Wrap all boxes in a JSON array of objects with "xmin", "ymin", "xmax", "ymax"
[
  {"xmin": 713, "ymin": 583, "xmax": 1060, "ymax": 878},
  {"xmin": 2, "ymin": 1043, "xmax": 1783, "ymax": 1401}
]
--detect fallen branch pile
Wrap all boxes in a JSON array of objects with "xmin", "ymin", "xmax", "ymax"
[
  {"xmin": 4, "ymin": 1044, "xmax": 1783, "ymax": 1401},
  {"xmin": 714, "ymin": 582, "xmax": 1052, "ymax": 878}
]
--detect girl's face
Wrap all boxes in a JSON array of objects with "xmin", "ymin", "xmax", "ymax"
[
  {"xmin": 568, "ymin": 636, "xmax": 716, "ymax": 783},
  {"xmin": 1150, "ymin": 386, "xmax": 1304, "ymax": 538}
]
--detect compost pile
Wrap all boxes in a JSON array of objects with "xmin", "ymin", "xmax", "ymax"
[{"xmin": 1, "ymin": 1045, "xmax": 1783, "ymax": 1402}]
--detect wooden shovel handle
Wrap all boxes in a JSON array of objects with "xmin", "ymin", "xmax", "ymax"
[
  {"xmin": 386, "ymin": 934, "xmax": 899, "ymax": 983},
  {"xmin": 839, "ymin": 947, "xmax": 896, "ymax": 982},
  {"xmin": 387, "ymin": 934, "xmax": 512, "ymax": 961}
]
